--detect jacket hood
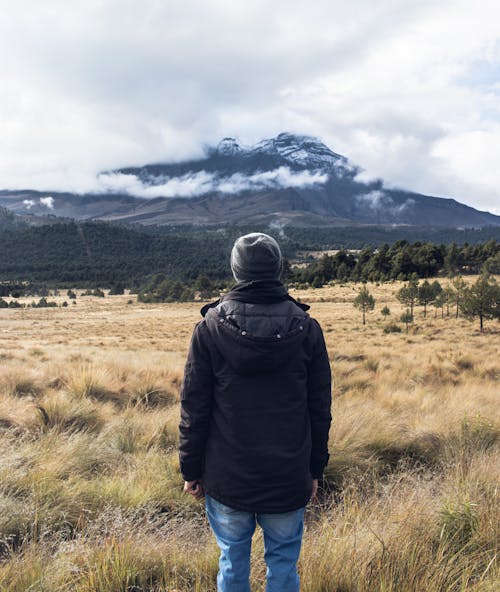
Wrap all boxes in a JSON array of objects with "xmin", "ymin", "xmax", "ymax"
[
  {"xmin": 204, "ymin": 299, "xmax": 310, "ymax": 374},
  {"xmin": 200, "ymin": 279, "xmax": 310, "ymax": 317}
]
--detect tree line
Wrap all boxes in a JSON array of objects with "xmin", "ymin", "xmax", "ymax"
[
  {"xmin": 291, "ymin": 239, "xmax": 499, "ymax": 285},
  {"xmin": 0, "ymin": 216, "xmax": 499, "ymax": 287},
  {"xmin": 352, "ymin": 273, "xmax": 500, "ymax": 332}
]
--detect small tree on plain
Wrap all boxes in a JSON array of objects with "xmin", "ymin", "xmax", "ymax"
[
  {"xmin": 433, "ymin": 291, "xmax": 446, "ymax": 318},
  {"xmin": 459, "ymin": 273, "xmax": 500, "ymax": 332},
  {"xmin": 442, "ymin": 285, "xmax": 454, "ymax": 317},
  {"xmin": 397, "ymin": 274, "xmax": 419, "ymax": 316},
  {"xmin": 353, "ymin": 285, "xmax": 375, "ymax": 325},
  {"xmin": 381, "ymin": 306, "xmax": 390, "ymax": 317},
  {"xmin": 418, "ymin": 279, "xmax": 438, "ymax": 318},
  {"xmin": 400, "ymin": 309, "xmax": 414, "ymax": 333},
  {"xmin": 451, "ymin": 275, "xmax": 467, "ymax": 319}
]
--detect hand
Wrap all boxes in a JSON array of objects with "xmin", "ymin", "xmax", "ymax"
[
  {"xmin": 184, "ymin": 480, "xmax": 204, "ymax": 500},
  {"xmin": 311, "ymin": 479, "xmax": 318, "ymax": 500}
]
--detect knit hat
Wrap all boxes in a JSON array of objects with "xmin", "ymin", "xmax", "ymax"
[{"xmin": 230, "ymin": 233, "xmax": 283, "ymax": 282}]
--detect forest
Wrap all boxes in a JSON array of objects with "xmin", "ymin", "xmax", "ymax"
[{"xmin": 0, "ymin": 215, "xmax": 499, "ymax": 291}]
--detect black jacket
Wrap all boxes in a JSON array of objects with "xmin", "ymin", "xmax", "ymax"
[{"xmin": 178, "ymin": 280, "xmax": 332, "ymax": 513}]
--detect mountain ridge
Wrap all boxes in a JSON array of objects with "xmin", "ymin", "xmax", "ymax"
[{"xmin": 0, "ymin": 133, "xmax": 499, "ymax": 228}]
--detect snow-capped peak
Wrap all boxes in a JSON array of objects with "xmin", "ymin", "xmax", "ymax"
[
  {"xmin": 216, "ymin": 137, "xmax": 242, "ymax": 156},
  {"xmin": 212, "ymin": 133, "xmax": 354, "ymax": 174},
  {"xmin": 251, "ymin": 132, "xmax": 348, "ymax": 170}
]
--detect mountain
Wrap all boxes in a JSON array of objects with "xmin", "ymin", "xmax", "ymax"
[{"xmin": 1, "ymin": 133, "xmax": 499, "ymax": 227}]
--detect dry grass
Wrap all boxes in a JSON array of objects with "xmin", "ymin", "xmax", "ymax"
[{"xmin": 0, "ymin": 282, "xmax": 498, "ymax": 591}]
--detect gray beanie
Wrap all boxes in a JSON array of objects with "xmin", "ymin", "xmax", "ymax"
[{"xmin": 230, "ymin": 232, "xmax": 283, "ymax": 282}]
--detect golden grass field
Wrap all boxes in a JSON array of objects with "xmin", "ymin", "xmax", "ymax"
[{"xmin": 0, "ymin": 279, "xmax": 498, "ymax": 591}]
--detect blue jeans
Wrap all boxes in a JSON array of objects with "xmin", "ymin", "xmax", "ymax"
[{"xmin": 205, "ymin": 493, "xmax": 305, "ymax": 592}]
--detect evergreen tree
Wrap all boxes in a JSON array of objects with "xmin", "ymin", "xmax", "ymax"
[
  {"xmin": 109, "ymin": 282, "xmax": 126, "ymax": 295},
  {"xmin": 400, "ymin": 310, "xmax": 414, "ymax": 333},
  {"xmin": 311, "ymin": 275, "xmax": 323, "ymax": 289},
  {"xmin": 433, "ymin": 291, "xmax": 446, "ymax": 318},
  {"xmin": 451, "ymin": 275, "xmax": 467, "ymax": 319},
  {"xmin": 336, "ymin": 262, "xmax": 350, "ymax": 282},
  {"xmin": 195, "ymin": 274, "xmax": 216, "ymax": 299},
  {"xmin": 460, "ymin": 273, "xmax": 500, "ymax": 332},
  {"xmin": 418, "ymin": 280, "xmax": 434, "ymax": 318},
  {"xmin": 441, "ymin": 285, "xmax": 453, "ymax": 317},
  {"xmin": 353, "ymin": 285, "xmax": 375, "ymax": 325},
  {"xmin": 444, "ymin": 242, "xmax": 460, "ymax": 275},
  {"xmin": 483, "ymin": 251, "xmax": 500, "ymax": 274},
  {"xmin": 397, "ymin": 274, "xmax": 419, "ymax": 316}
]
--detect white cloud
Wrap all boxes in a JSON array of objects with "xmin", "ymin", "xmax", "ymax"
[
  {"xmin": 355, "ymin": 190, "xmax": 386, "ymax": 209},
  {"xmin": 96, "ymin": 167, "xmax": 327, "ymax": 198},
  {"xmin": 39, "ymin": 196, "xmax": 54, "ymax": 209},
  {"xmin": 355, "ymin": 190, "xmax": 415, "ymax": 214},
  {"xmin": 21, "ymin": 196, "xmax": 55, "ymax": 209},
  {"xmin": 0, "ymin": 0, "xmax": 499, "ymax": 214}
]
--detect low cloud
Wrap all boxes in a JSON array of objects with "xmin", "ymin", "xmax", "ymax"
[
  {"xmin": 22, "ymin": 196, "xmax": 55, "ymax": 209},
  {"xmin": 40, "ymin": 196, "xmax": 54, "ymax": 209},
  {"xmin": 356, "ymin": 190, "xmax": 415, "ymax": 213},
  {"xmin": 96, "ymin": 166, "xmax": 328, "ymax": 199},
  {"xmin": 356, "ymin": 190, "xmax": 386, "ymax": 209},
  {"xmin": 268, "ymin": 220, "xmax": 287, "ymax": 238}
]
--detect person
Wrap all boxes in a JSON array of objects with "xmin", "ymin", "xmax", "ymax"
[{"xmin": 179, "ymin": 232, "xmax": 332, "ymax": 592}]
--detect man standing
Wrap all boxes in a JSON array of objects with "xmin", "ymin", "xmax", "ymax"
[{"xmin": 179, "ymin": 232, "xmax": 332, "ymax": 591}]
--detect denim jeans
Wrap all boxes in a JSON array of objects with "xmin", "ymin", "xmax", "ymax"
[{"xmin": 205, "ymin": 493, "xmax": 305, "ymax": 592}]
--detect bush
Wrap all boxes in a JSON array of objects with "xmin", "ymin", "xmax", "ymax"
[
  {"xmin": 31, "ymin": 298, "xmax": 58, "ymax": 308},
  {"xmin": 8, "ymin": 300, "xmax": 24, "ymax": 308},
  {"xmin": 383, "ymin": 322, "xmax": 402, "ymax": 333}
]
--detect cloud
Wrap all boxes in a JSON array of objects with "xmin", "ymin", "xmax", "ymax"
[
  {"xmin": 0, "ymin": 0, "xmax": 499, "ymax": 214},
  {"xmin": 96, "ymin": 167, "xmax": 327, "ymax": 198},
  {"xmin": 39, "ymin": 196, "xmax": 54, "ymax": 209},
  {"xmin": 268, "ymin": 220, "xmax": 286, "ymax": 237},
  {"xmin": 22, "ymin": 197, "xmax": 54, "ymax": 209},
  {"xmin": 356, "ymin": 190, "xmax": 415, "ymax": 214},
  {"xmin": 355, "ymin": 190, "xmax": 386, "ymax": 209}
]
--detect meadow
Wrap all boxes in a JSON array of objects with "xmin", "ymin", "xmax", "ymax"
[{"xmin": 0, "ymin": 280, "xmax": 498, "ymax": 591}]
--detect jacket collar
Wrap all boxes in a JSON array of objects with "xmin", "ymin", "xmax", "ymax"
[{"xmin": 200, "ymin": 279, "xmax": 310, "ymax": 317}]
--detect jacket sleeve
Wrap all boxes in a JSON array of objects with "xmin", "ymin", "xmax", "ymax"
[
  {"xmin": 178, "ymin": 321, "xmax": 214, "ymax": 481},
  {"xmin": 307, "ymin": 319, "xmax": 332, "ymax": 479}
]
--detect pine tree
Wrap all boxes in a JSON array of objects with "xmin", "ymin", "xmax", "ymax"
[
  {"xmin": 451, "ymin": 276, "xmax": 467, "ymax": 319},
  {"xmin": 460, "ymin": 273, "xmax": 500, "ymax": 332},
  {"xmin": 418, "ymin": 280, "xmax": 435, "ymax": 318},
  {"xmin": 397, "ymin": 274, "xmax": 419, "ymax": 316},
  {"xmin": 400, "ymin": 310, "xmax": 414, "ymax": 333},
  {"xmin": 354, "ymin": 285, "xmax": 375, "ymax": 325}
]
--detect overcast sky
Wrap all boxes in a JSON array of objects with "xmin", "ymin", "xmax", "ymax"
[{"xmin": 1, "ymin": 0, "xmax": 499, "ymax": 213}]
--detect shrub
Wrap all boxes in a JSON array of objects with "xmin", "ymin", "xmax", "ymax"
[{"xmin": 383, "ymin": 322, "xmax": 402, "ymax": 333}]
